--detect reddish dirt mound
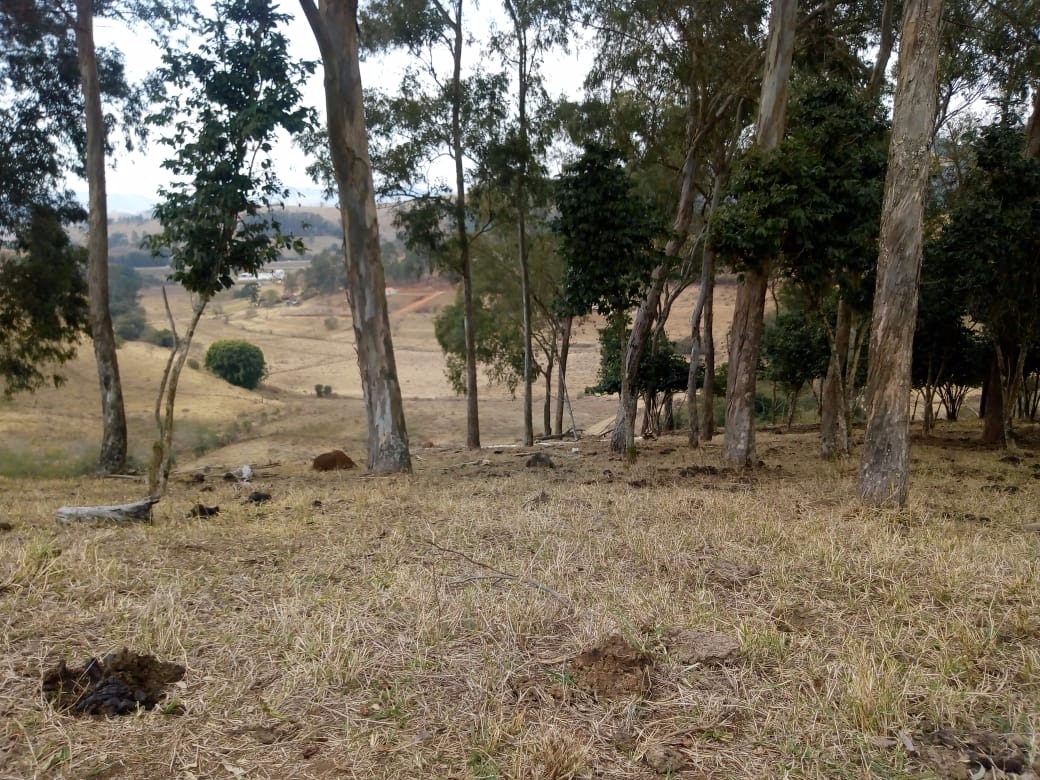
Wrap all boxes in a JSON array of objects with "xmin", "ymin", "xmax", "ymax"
[{"xmin": 312, "ymin": 450, "xmax": 356, "ymax": 471}]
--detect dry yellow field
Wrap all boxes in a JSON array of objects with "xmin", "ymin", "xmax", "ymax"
[{"xmin": 2, "ymin": 274, "xmax": 1040, "ymax": 779}]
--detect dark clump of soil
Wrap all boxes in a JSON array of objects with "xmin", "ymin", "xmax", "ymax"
[
  {"xmin": 42, "ymin": 650, "xmax": 185, "ymax": 716},
  {"xmin": 920, "ymin": 728, "xmax": 1037, "ymax": 777},
  {"xmin": 0, "ymin": 521, "xmax": 13, "ymax": 532},
  {"xmin": 567, "ymin": 633, "xmax": 652, "ymax": 699}
]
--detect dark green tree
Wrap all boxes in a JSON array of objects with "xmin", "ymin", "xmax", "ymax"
[
  {"xmin": 553, "ymin": 142, "xmax": 666, "ymax": 454},
  {"xmin": 145, "ymin": 0, "xmax": 314, "ymax": 494},
  {"xmin": 713, "ymin": 80, "xmax": 888, "ymax": 457},
  {"xmin": 0, "ymin": 0, "xmax": 163, "ymax": 472},
  {"xmin": 0, "ymin": 207, "xmax": 89, "ymax": 396},
  {"xmin": 760, "ymin": 302, "xmax": 829, "ymax": 428},
  {"xmin": 205, "ymin": 339, "xmax": 268, "ymax": 390},
  {"xmin": 932, "ymin": 121, "xmax": 1040, "ymax": 448}
]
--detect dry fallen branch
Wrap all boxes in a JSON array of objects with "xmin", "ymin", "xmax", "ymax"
[
  {"xmin": 55, "ymin": 497, "xmax": 160, "ymax": 525},
  {"xmin": 421, "ymin": 537, "xmax": 574, "ymax": 612}
]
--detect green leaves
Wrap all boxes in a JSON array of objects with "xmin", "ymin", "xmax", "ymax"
[
  {"xmin": 552, "ymin": 143, "xmax": 664, "ymax": 318},
  {"xmin": 146, "ymin": 0, "xmax": 316, "ymax": 299},
  {"xmin": 0, "ymin": 207, "xmax": 89, "ymax": 396},
  {"xmin": 712, "ymin": 80, "xmax": 888, "ymax": 308}
]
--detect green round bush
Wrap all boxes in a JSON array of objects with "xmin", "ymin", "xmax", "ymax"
[{"xmin": 204, "ymin": 340, "xmax": 267, "ymax": 390}]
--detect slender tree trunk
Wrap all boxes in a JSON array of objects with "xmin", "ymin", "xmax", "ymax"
[
  {"xmin": 554, "ymin": 316, "xmax": 572, "ymax": 435},
  {"xmin": 515, "ymin": 22, "xmax": 534, "ymax": 447},
  {"xmin": 723, "ymin": 0, "xmax": 797, "ymax": 467},
  {"xmin": 543, "ymin": 347, "xmax": 553, "ymax": 437},
  {"xmin": 687, "ymin": 187, "xmax": 722, "ymax": 448},
  {"xmin": 75, "ymin": 0, "xmax": 127, "ymax": 474},
  {"xmin": 612, "ymin": 144, "xmax": 700, "ymax": 454},
  {"xmin": 702, "ymin": 276, "xmax": 716, "ymax": 440},
  {"xmin": 981, "ymin": 352, "xmax": 1005, "ymax": 445},
  {"xmin": 867, "ymin": 0, "xmax": 896, "ymax": 100},
  {"xmin": 612, "ymin": 264, "xmax": 669, "ymax": 456},
  {"xmin": 859, "ymin": 0, "xmax": 944, "ymax": 506},
  {"xmin": 299, "ymin": 0, "xmax": 411, "ymax": 472},
  {"xmin": 519, "ymin": 205, "xmax": 533, "ymax": 446},
  {"xmin": 821, "ymin": 297, "xmax": 851, "ymax": 458},
  {"xmin": 150, "ymin": 294, "xmax": 207, "ymax": 497}
]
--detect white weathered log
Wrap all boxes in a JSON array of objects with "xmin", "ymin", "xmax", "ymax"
[{"xmin": 55, "ymin": 497, "xmax": 159, "ymax": 525}]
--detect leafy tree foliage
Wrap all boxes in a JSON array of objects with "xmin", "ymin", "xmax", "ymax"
[
  {"xmin": 305, "ymin": 249, "xmax": 347, "ymax": 294},
  {"xmin": 0, "ymin": 207, "xmax": 89, "ymax": 396},
  {"xmin": 760, "ymin": 304, "xmax": 829, "ymax": 398},
  {"xmin": 146, "ymin": 0, "xmax": 314, "ymax": 297},
  {"xmin": 714, "ymin": 81, "xmax": 887, "ymax": 297},
  {"xmin": 553, "ymin": 143, "xmax": 663, "ymax": 319},
  {"xmin": 930, "ymin": 121, "xmax": 1040, "ymax": 442},
  {"xmin": 145, "ymin": 0, "xmax": 313, "ymax": 494},
  {"xmin": 205, "ymin": 339, "xmax": 267, "ymax": 390}
]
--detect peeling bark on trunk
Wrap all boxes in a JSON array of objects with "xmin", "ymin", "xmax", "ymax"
[
  {"xmin": 299, "ymin": 0, "xmax": 411, "ymax": 473},
  {"xmin": 821, "ymin": 297, "xmax": 851, "ymax": 459},
  {"xmin": 554, "ymin": 316, "xmax": 572, "ymax": 436},
  {"xmin": 75, "ymin": 0, "xmax": 127, "ymax": 474},
  {"xmin": 722, "ymin": 0, "xmax": 797, "ymax": 467},
  {"xmin": 612, "ymin": 144, "xmax": 700, "ymax": 455},
  {"xmin": 702, "ymin": 278, "xmax": 716, "ymax": 440},
  {"xmin": 859, "ymin": 0, "xmax": 943, "ymax": 506},
  {"xmin": 723, "ymin": 272, "xmax": 769, "ymax": 464}
]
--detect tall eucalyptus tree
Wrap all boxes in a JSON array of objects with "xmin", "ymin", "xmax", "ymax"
[
  {"xmin": 581, "ymin": 0, "xmax": 767, "ymax": 455},
  {"xmin": 859, "ymin": 0, "xmax": 945, "ymax": 506},
  {"xmin": 488, "ymin": 0, "xmax": 573, "ymax": 445},
  {"xmin": 298, "ymin": 0, "xmax": 412, "ymax": 472},
  {"xmin": 0, "ymin": 0, "xmax": 173, "ymax": 472},
  {"xmin": 362, "ymin": 0, "xmax": 508, "ymax": 450},
  {"xmin": 722, "ymin": 0, "xmax": 797, "ymax": 467}
]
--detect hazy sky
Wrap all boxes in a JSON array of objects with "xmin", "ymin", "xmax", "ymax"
[{"xmin": 82, "ymin": 4, "xmax": 592, "ymax": 213}]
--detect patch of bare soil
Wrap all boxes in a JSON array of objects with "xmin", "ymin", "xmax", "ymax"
[
  {"xmin": 42, "ymin": 650, "xmax": 185, "ymax": 716},
  {"xmin": 566, "ymin": 634, "xmax": 652, "ymax": 700}
]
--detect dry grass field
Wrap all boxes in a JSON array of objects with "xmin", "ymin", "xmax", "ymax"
[{"xmin": 2, "ymin": 275, "xmax": 1040, "ymax": 779}]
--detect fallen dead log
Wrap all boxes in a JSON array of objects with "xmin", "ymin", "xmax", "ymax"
[{"xmin": 55, "ymin": 497, "xmax": 160, "ymax": 525}]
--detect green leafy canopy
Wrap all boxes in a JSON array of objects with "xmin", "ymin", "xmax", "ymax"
[{"xmin": 145, "ymin": 0, "xmax": 317, "ymax": 299}]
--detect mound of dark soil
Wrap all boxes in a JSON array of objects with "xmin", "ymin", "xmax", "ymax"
[
  {"xmin": 42, "ymin": 650, "xmax": 185, "ymax": 716},
  {"xmin": 567, "ymin": 634, "xmax": 652, "ymax": 699}
]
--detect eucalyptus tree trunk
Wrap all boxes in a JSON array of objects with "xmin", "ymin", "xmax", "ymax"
[
  {"xmin": 821, "ymin": 297, "xmax": 851, "ymax": 458},
  {"xmin": 611, "ymin": 264, "xmax": 668, "ymax": 455},
  {"xmin": 554, "ymin": 316, "xmax": 572, "ymax": 436},
  {"xmin": 299, "ymin": 0, "xmax": 411, "ymax": 473},
  {"xmin": 75, "ymin": 0, "xmax": 127, "ymax": 474},
  {"xmin": 859, "ymin": 0, "xmax": 944, "ymax": 506},
  {"xmin": 611, "ymin": 145, "xmax": 700, "ymax": 455},
  {"xmin": 448, "ymin": 4, "xmax": 481, "ymax": 450},
  {"xmin": 723, "ymin": 0, "xmax": 797, "ymax": 467},
  {"xmin": 687, "ymin": 185, "xmax": 723, "ymax": 447},
  {"xmin": 516, "ymin": 29, "xmax": 534, "ymax": 447},
  {"xmin": 702, "ymin": 276, "xmax": 716, "ymax": 440}
]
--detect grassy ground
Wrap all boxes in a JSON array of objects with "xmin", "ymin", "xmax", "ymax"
[{"xmin": 2, "ymin": 426, "xmax": 1039, "ymax": 779}]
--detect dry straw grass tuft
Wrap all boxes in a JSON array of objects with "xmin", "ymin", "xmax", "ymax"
[{"xmin": 2, "ymin": 427, "xmax": 1040, "ymax": 778}]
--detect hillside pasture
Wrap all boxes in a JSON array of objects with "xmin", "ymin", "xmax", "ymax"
[{"xmin": 2, "ymin": 273, "xmax": 1038, "ymax": 778}]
